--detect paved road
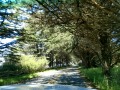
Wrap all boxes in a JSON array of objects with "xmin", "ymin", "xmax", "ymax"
[
  {"xmin": 23, "ymin": 67, "xmax": 95, "ymax": 89},
  {"xmin": 0, "ymin": 67, "xmax": 96, "ymax": 90}
]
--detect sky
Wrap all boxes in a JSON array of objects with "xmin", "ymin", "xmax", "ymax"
[
  {"xmin": 0, "ymin": 0, "xmax": 19, "ymax": 3},
  {"xmin": 0, "ymin": 38, "xmax": 16, "ymax": 46},
  {"xmin": 0, "ymin": 16, "xmax": 25, "ymax": 47}
]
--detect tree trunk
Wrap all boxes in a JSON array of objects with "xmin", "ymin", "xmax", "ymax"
[
  {"xmin": 99, "ymin": 32, "xmax": 112, "ymax": 77},
  {"xmin": 102, "ymin": 62, "xmax": 111, "ymax": 77}
]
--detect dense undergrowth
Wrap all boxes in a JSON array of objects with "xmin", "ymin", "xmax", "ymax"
[
  {"xmin": 0, "ymin": 55, "xmax": 48, "ymax": 77},
  {"xmin": 81, "ymin": 64, "xmax": 120, "ymax": 90},
  {"xmin": 0, "ymin": 55, "xmax": 49, "ymax": 85}
]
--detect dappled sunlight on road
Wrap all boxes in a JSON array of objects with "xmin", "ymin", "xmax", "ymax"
[
  {"xmin": 0, "ymin": 67, "xmax": 97, "ymax": 90},
  {"xmin": 37, "ymin": 70, "xmax": 62, "ymax": 77},
  {"xmin": 22, "ymin": 67, "xmax": 96, "ymax": 90}
]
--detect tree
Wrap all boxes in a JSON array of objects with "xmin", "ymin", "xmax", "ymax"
[{"xmin": 32, "ymin": 0, "xmax": 120, "ymax": 78}]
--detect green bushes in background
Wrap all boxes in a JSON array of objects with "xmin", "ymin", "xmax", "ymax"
[{"xmin": 0, "ymin": 55, "xmax": 49, "ymax": 77}]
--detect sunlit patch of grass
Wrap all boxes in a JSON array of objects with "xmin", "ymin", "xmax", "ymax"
[
  {"xmin": 80, "ymin": 65, "xmax": 120, "ymax": 90},
  {"xmin": 0, "ymin": 73, "xmax": 39, "ymax": 86}
]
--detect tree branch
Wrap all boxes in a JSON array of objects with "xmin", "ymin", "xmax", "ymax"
[{"xmin": 35, "ymin": 0, "xmax": 65, "ymax": 23}]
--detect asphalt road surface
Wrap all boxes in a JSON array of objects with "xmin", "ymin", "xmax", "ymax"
[{"xmin": 0, "ymin": 67, "xmax": 97, "ymax": 90}]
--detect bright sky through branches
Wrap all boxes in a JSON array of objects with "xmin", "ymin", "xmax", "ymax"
[{"xmin": 0, "ymin": 0, "xmax": 26, "ymax": 48}]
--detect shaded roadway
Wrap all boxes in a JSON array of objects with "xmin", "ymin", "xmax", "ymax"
[{"xmin": 23, "ymin": 66, "xmax": 96, "ymax": 89}]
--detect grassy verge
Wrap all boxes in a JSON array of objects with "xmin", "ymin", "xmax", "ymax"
[
  {"xmin": 80, "ymin": 66, "xmax": 120, "ymax": 90},
  {"xmin": 0, "ymin": 72, "xmax": 39, "ymax": 86}
]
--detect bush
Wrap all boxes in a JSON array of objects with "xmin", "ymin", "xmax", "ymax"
[
  {"xmin": 0, "ymin": 62, "xmax": 22, "ymax": 77},
  {"xmin": 19, "ymin": 55, "xmax": 49, "ymax": 73},
  {"xmin": 2, "ymin": 62, "xmax": 21, "ymax": 72},
  {"xmin": 0, "ymin": 55, "xmax": 49, "ymax": 76}
]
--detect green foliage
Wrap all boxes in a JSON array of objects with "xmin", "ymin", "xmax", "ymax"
[
  {"xmin": 2, "ymin": 62, "xmax": 21, "ymax": 72},
  {"xmin": 45, "ymin": 29, "xmax": 73, "ymax": 52},
  {"xmin": 19, "ymin": 55, "xmax": 49, "ymax": 73},
  {"xmin": 112, "ymin": 65, "xmax": 120, "ymax": 85},
  {"xmin": 20, "ymin": 0, "xmax": 36, "ymax": 5},
  {"xmin": 0, "ymin": 73, "xmax": 38, "ymax": 85},
  {"xmin": 81, "ymin": 66, "xmax": 120, "ymax": 90},
  {"xmin": 1, "ymin": 55, "xmax": 49, "ymax": 76}
]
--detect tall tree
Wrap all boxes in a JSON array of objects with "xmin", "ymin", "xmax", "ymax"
[{"xmin": 32, "ymin": 0, "xmax": 120, "ymax": 77}]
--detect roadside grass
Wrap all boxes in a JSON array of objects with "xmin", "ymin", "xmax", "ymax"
[
  {"xmin": 80, "ymin": 65, "xmax": 120, "ymax": 90},
  {"xmin": 0, "ymin": 72, "xmax": 39, "ymax": 86}
]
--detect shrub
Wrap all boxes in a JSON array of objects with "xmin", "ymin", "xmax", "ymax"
[
  {"xmin": 0, "ymin": 55, "xmax": 49, "ymax": 76},
  {"xmin": 19, "ymin": 55, "xmax": 49, "ymax": 73},
  {"xmin": 2, "ymin": 62, "xmax": 21, "ymax": 72}
]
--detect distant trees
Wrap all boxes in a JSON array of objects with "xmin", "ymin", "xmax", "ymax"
[{"xmin": 19, "ymin": 11, "xmax": 72, "ymax": 67}]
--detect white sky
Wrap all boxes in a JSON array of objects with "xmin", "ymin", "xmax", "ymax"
[{"xmin": 0, "ymin": 38, "xmax": 16, "ymax": 46}]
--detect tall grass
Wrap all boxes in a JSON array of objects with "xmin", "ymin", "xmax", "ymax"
[
  {"xmin": 81, "ymin": 65, "xmax": 120, "ymax": 90},
  {"xmin": 0, "ymin": 73, "xmax": 39, "ymax": 85}
]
